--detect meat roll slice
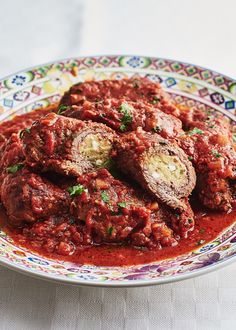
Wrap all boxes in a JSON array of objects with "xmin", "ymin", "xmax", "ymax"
[
  {"xmin": 114, "ymin": 128, "xmax": 196, "ymax": 211},
  {"xmin": 179, "ymin": 111, "xmax": 236, "ymax": 211},
  {"xmin": 70, "ymin": 169, "xmax": 178, "ymax": 248},
  {"xmin": 61, "ymin": 98, "xmax": 183, "ymax": 139},
  {"xmin": 1, "ymin": 168, "xmax": 70, "ymax": 227},
  {"xmin": 22, "ymin": 113, "xmax": 116, "ymax": 176}
]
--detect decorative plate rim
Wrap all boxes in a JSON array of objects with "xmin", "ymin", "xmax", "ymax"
[{"xmin": 0, "ymin": 54, "xmax": 236, "ymax": 287}]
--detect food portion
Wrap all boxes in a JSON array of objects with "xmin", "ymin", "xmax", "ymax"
[
  {"xmin": 114, "ymin": 128, "xmax": 196, "ymax": 212},
  {"xmin": 22, "ymin": 113, "xmax": 116, "ymax": 176},
  {"xmin": 0, "ymin": 77, "xmax": 235, "ymax": 266},
  {"xmin": 70, "ymin": 168, "xmax": 177, "ymax": 248}
]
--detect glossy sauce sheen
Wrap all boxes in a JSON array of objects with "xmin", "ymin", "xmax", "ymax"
[{"xmin": 0, "ymin": 106, "xmax": 235, "ymax": 266}]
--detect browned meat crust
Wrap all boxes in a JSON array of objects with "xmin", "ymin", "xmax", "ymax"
[
  {"xmin": 1, "ymin": 168, "xmax": 70, "ymax": 226},
  {"xmin": 70, "ymin": 169, "xmax": 178, "ymax": 248},
  {"xmin": 22, "ymin": 113, "xmax": 116, "ymax": 176},
  {"xmin": 114, "ymin": 128, "xmax": 196, "ymax": 212}
]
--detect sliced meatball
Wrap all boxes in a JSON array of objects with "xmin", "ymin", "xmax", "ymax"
[
  {"xmin": 114, "ymin": 128, "xmax": 196, "ymax": 212},
  {"xmin": 22, "ymin": 113, "xmax": 116, "ymax": 176},
  {"xmin": 1, "ymin": 168, "xmax": 70, "ymax": 226},
  {"xmin": 70, "ymin": 169, "xmax": 177, "ymax": 248},
  {"xmin": 61, "ymin": 98, "xmax": 183, "ymax": 139}
]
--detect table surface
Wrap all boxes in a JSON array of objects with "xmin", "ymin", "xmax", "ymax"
[{"xmin": 1, "ymin": 0, "xmax": 236, "ymax": 329}]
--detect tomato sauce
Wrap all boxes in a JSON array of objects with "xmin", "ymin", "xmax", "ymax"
[{"xmin": 0, "ymin": 105, "xmax": 235, "ymax": 266}]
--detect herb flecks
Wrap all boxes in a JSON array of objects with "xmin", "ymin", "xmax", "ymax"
[
  {"xmin": 152, "ymin": 125, "xmax": 162, "ymax": 133},
  {"xmin": 188, "ymin": 156, "xmax": 193, "ymax": 161},
  {"xmin": 7, "ymin": 163, "xmax": 24, "ymax": 174},
  {"xmin": 19, "ymin": 128, "xmax": 31, "ymax": 139},
  {"xmin": 187, "ymin": 127, "xmax": 204, "ymax": 136},
  {"xmin": 107, "ymin": 226, "xmax": 114, "ymax": 235},
  {"xmin": 101, "ymin": 191, "xmax": 109, "ymax": 203},
  {"xmin": 212, "ymin": 150, "xmax": 222, "ymax": 158},
  {"xmin": 151, "ymin": 95, "xmax": 160, "ymax": 104},
  {"xmin": 67, "ymin": 184, "xmax": 86, "ymax": 197},
  {"xmin": 197, "ymin": 239, "xmax": 205, "ymax": 246},
  {"xmin": 58, "ymin": 105, "xmax": 69, "ymax": 115},
  {"xmin": 117, "ymin": 202, "xmax": 127, "ymax": 208},
  {"xmin": 119, "ymin": 102, "xmax": 133, "ymax": 132}
]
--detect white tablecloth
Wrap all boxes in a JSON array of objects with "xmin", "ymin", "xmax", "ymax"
[{"xmin": 1, "ymin": 0, "xmax": 236, "ymax": 329}]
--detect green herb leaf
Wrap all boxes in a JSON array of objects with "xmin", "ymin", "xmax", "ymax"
[
  {"xmin": 119, "ymin": 102, "xmax": 133, "ymax": 132},
  {"xmin": 188, "ymin": 218, "xmax": 193, "ymax": 224},
  {"xmin": 67, "ymin": 184, "xmax": 86, "ymax": 197},
  {"xmin": 188, "ymin": 127, "xmax": 204, "ymax": 136},
  {"xmin": 7, "ymin": 163, "xmax": 24, "ymax": 174},
  {"xmin": 107, "ymin": 226, "xmax": 114, "ymax": 235},
  {"xmin": 199, "ymin": 228, "xmax": 205, "ymax": 234},
  {"xmin": 188, "ymin": 156, "xmax": 193, "ymax": 161},
  {"xmin": 19, "ymin": 128, "xmax": 31, "ymax": 139},
  {"xmin": 101, "ymin": 191, "xmax": 109, "ymax": 203},
  {"xmin": 151, "ymin": 95, "xmax": 160, "ymax": 104},
  {"xmin": 58, "ymin": 104, "xmax": 69, "ymax": 115},
  {"xmin": 117, "ymin": 202, "xmax": 127, "ymax": 208},
  {"xmin": 152, "ymin": 125, "xmax": 162, "ymax": 133},
  {"xmin": 197, "ymin": 239, "xmax": 205, "ymax": 246},
  {"xmin": 212, "ymin": 150, "xmax": 222, "ymax": 158}
]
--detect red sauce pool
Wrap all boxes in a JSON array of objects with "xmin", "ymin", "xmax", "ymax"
[{"xmin": 0, "ymin": 106, "xmax": 235, "ymax": 266}]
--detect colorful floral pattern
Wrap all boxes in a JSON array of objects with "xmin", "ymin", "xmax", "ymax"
[{"xmin": 0, "ymin": 56, "xmax": 236, "ymax": 286}]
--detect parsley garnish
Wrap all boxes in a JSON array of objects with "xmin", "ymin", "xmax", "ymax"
[
  {"xmin": 151, "ymin": 96, "xmax": 160, "ymax": 104},
  {"xmin": 19, "ymin": 128, "xmax": 31, "ymax": 139},
  {"xmin": 152, "ymin": 125, "xmax": 162, "ymax": 133},
  {"xmin": 107, "ymin": 227, "xmax": 114, "ymax": 235},
  {"xmin": 188, "ymin": 156, "xmax": 193, "ymax": 161},
  {"xmin": 188, "ymin": 218, "xmax": 193, "ymax": 224},
  {"xmin": 117, "ymin": 202, "xmax": 126, "ymax": 208},
  {"xmin": 67, "ymin": 184, "xmax": 86, "ymax": 196},
  {"xmin": 187, "ymin": 127, "xmax": 204, "ymax": 136},
  {"xmin": 197, "ymin": 239, "xmax": 205, "ymax": 246},
  {"xmin": 7, "ymin": 163, "xmax": 24, "ymax": 174},
  {"xmin": 199, "ymin": 228, "xmax": 205, "ymax": 234},
  {"xmin": 101, "ymin": 191, "xmax": 109, "ymax": 203},
  {"xmin": 58, "ymin": 105, "xmax": 69, "ymax": 115},
  {"xmin": 119, "ymin": 102, "xmax": 133, "ymax": 132},
  {"xmin": 212, "ymin": 150, "xmax": 222, "ymax": 158}
]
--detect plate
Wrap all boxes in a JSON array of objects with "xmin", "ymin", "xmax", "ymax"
[{"xmin": 0, "ymin": 55, "xmax": 236, "ymax": 287}]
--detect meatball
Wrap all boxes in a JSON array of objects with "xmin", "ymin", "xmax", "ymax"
[
  {"xmin": 1, "ymin": 168, "xmax": 70, "ymax": 226},
  {"xmin": 22, "ymin": 113, "xmax": 116, "ymax": 176},
  {"xmin": 114, "ymin": 128, "xmax": 196, "ymax": 212},
  {"xmin": 70, "ymin": 169, "xmax": 177, "ymax": 248}
]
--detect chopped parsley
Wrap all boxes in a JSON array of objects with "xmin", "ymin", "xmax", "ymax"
[
  {"xmin": 117, "ymin": 202, "xmax": 127, "ymax": 208},
  {"xmin": 57, "ymin": 104, "xmax": 69, "ymax": 115},
  {"xmin": 152, "ymin": 125, "xmax": 162, "ymax": 133},
  {"xmin": 199, "ymin": 228, "xmax": 205, "ymax": 234},
  {"xmin": 197, "ymin": 239, "xmax": 205, "ymax": 246},
  {"xmin": 119, "ymin": 102, "xmax": 133, "ymax": 132},
  {"xmin": 7, "ymin": 163, "xmax": 24, "ymax": 174},
  {"xmin": 151, "ymin": 95, "xmax": 160, "ymax": 104},
  {"xmin": 187, "ymin": 127, "xmax": 204, "ymax": 136},
  {"xmin": 67, "ymin": 184, "xmax": 86, "ymax": 196},
  {"xmin": 188, "ymin": 218, "xmax": 193, "ymax": 224},
  {"xmin": 101, "ymin": 191, "xmax": 109, "ymax": 203},
  {"xmin": 212, "ymin": 150, "xmax": 222, "ymax": 158},
  {"xmin": 19, "ymin": 128, "xmax": 31, "ymax": 139},
  {"xmin": 107, "ymin": 226, "xmax": 114, "ymax": 235},
  {"xmin": 188, "ymin": 156, "xmax": 193, "ymax": 161}
]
